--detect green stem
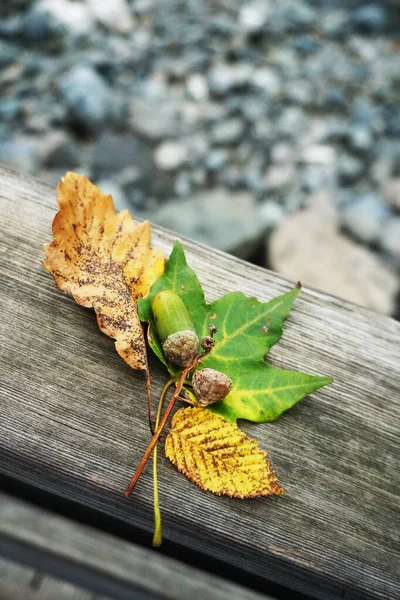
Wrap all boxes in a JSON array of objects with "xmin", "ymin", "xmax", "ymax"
[{"xmin": 152, "ymin": 378, "xmax": 175, "ymax": 547}]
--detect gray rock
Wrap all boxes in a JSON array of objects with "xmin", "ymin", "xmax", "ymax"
[
  {"xmin": 186, "ymin": 74, "xmax": 208, "ymax": 101},
  {"xmin": 239, "ymin": 2, "xmax": 271, "ymax": 34},
  {"xmin": 265, "ymin": 163, "xmax": 297, "ymax": 193},
  {"xmin": 0, "ymin": 137, "xmax": 38, "ymax": 174},
  {"xmin": 152, "ymin": 188, "xmax": 267, "ymax": 258},
  {"xmin": 92, "ymin": 132, "xmax": 154, "ymax": 180},
  {"xmin": 352, "ymin": 5, "xmax": 387, "ymax": 33},
  {"xmin": 0, "ymin": 98, "xmax": 20, "ymax": 121},
  {"xmin": 208, "ymin": 63, "xmax": 253, "ymax": 96},
  {"xmin": 342, "ymin": 194, "xmax": 391, "ymax": 244},
  {"xmin": 95, "ymin": 179, "xmax": 130, "ymax": 212},
  {"xmin": 154, "ymin": 141, "xmax": 188, "ymax": 171},
  {"xmin": 250, "ymin": 68, "xmax": 281, "ymax": 97},
  {"xmin": 211, "ymin": 119, "xmax": 245, "ymax": 145},
  {"xmin": 205, "ymin": 150, "xmax": 229, "ymax": 172},
  {"xmin": 58, "ymin": 66, "xmax": 110, "ymax": 132},
  {"xmin": 338, "ymin": 153, "xmax": 365, "ymax": 184},
  {"xmin": 129, "ymin": 98, "xmax": 181, "ymax": 140},
  {"xmin": 382, "ymin": 178, "xmax": 400, "ymax": 211},
  {"xmin": 269, "ymin": 190, "xmax": 398, "ymax": 315},
  {"xmin": 35, "ymin": 130, "xmax": 80, "ymax": 168},
  {"xmin": 348, "ymin": 127, "xmax": 373, "ymax": 153},
  {"xmin": 86, "ymin": 0, "xmax": 134, "ymax": 33},
  {"xmin": 381, "ymin": 217, "xmax": 400, "ymax": 263}
]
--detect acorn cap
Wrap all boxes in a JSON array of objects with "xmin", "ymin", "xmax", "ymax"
[
  {"xmin": 192, "ymin": 368, "xmax": 233, "ymax": 406},
  {"xmin": 162, "ymin": 330, "xmax": 200, "ymax": 367}
]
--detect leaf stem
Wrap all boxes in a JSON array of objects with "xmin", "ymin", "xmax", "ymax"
[
  {"xmin": 125, "ymin": 357, "xmax": 198, "ymax": 497},
  {"xmin": 152, "ymin": 378, "xmax": 175, "ymax": 547},
  {"xmin": 146, "ymin": 369, "xmax": 154, "ymax": 435}
]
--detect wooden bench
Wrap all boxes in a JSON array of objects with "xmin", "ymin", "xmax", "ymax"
[{"xmin": 0, "ymin": 164, "xmax": 399, "ymax": 600}]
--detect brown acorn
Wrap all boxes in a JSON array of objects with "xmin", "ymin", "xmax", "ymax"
[{"xmin": 192, "ymin": 368, "xmax": 233, "ymax": 406}]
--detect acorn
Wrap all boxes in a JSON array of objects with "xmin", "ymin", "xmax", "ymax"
[
  {"xmin": 192, "ymin": 368, "xmax": 233, "ymax": 406},
  {"xmin": 151, "ymin": 290, "xmax": 200, "ymax": 367}
]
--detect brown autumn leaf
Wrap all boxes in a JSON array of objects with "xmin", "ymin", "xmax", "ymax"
[
  {"xmin": 43, "ymin": 172, "xmax": 165, "ymax": 371},
  {"xmin": 165, "ymin": 407, "xmax": 284, "ymax": 497}
]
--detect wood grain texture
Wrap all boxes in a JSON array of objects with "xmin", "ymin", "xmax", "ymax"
[
  {"xmin": 0, "ymin": 164, "xmax": 399, "ymax": 600},
  {"xmin": 0, "ymin": 492, "xmax": 268, "ymax": 600}
]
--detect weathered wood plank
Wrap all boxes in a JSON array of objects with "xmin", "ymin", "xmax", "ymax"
[
  {"xmin": 0, "ymin": 492, "xmax": 269, "ymax": 600},
  {"xmin": 0, "ymin": 163, "xmax": 399, "ymax": 600}
]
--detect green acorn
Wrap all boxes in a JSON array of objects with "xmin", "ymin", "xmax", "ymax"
[{"xmin": 151, "ymin": 290, "xmax": 200, "ymax": 367}]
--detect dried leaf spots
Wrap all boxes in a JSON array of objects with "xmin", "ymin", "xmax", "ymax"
[{"xmin": 43, "ymin": 172, "xmax": 164, "ymax": 371}]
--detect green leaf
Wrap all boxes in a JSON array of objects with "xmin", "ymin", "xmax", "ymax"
[{"xmin": 138, "ymin": 241, "xmax": 333, "ymax": 423}]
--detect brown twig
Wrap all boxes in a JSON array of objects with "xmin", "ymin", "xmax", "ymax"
[{"xmin": 125, "ymin": 357, "xmax": 198, "ymax": 497}]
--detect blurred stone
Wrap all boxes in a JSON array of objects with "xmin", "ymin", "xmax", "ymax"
[
  {"xmin": 352, "ymin": 5, "xmax": 387, "ymax": 33},
  {"xmin": 35, "ymin": 130, "xmax": 80, "ymax": 168},
  {"xmin": 205, "ymin": 149, "xmax": 229, "ymax": 172},
  {"xmin": 0, "ymin": 137, "xmax": 38, "ymax": 174},
  {"xmin": 212, "ymin": 118, "xmax": 244, "ymax": 144},
  {"xmin": 186, "ymin": 74, "xmax": 208, "ymax": 101},
  {"xmin": 208, "ymin": 63, "xmax": 253, "ymax": 96},
  {"xmin": 269, "ymin": 191, "xmax": 398, "ymax": 315},
  {"xmin": 383, "ymin": 178, "xmax": 400, "ymax": 211},
  {"xmin": 270, "ymin": 143, "xmax": 296, "ymax": 164},
  {"xmin": 381, "ymin": 218, "xmax": 400, "ymax": 264},
  {"xmin": 92, "ymin": 132, "xmax": 154, "ymax": 179},
  {"xmin": 265, "ymin": 164, "xmax": 296, "ymax": 193},
  {"xmin": 86, "ymin": 0, "xmax": 134, "ymax": 33},
  {"xmin": 338, "ymin": 153, "xmax": 364, "ymax": 184},
  {"xmin": 154, "ymin": 141, "xmax": 188, "ymax": 171},
  {"xmin": 239, "ymin": 2, "xmax": 271, "ymax": 34},
  {"xmin": 152, "ymin": 188, "xmax": 267, "ymax": 258},
  {"xmin": 342, "ymin": 194, "xmax": 391, "ymax": 244},
  {"xmin": 129, "ymin": 98, "xmax": 180, "ymax": 139},
  {"xmin": 250, "ymin": 68, "xmax": 281, "ymax": 97},
  {"xmin": 58, "ymin": 66, "xmax": 110, "ymax": 132},
  {"xmin": 95, "ymin": 179, "xmax": 129, "ymax": 211},
  {"xmin": 26, "ymin": 0, "xmax": 93, "ymax": 39},
  {"xmin": 301, "ymin": 145, "xmax": 336, "ymax": 165}
]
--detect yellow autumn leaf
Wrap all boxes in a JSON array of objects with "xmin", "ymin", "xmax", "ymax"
[
  {"xmin": 165, "ymin": 407, "xmax": 284, "ymax": 497},
  {"xmin": 43, "ymin": 172, "xmax": 165, "ymax": 371}
]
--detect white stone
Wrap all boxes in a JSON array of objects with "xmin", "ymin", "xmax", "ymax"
[
  {"xmin": 265, "ymin": 164, "xmax": 296, "ymax": 192},
  {"xmin": 382, "ymin": 178, "xmax": 400, "ymax": 211},
  {"xmin": 239, "ymin": 1, "xmax": 271, "ymax": 33},
  {"xmin": 154, "ymin": 141, "xmax": 188, "ymax": 171},
  {"xmin": 250, "ymin": 68, "xmax": 280, "ymax": 97},
  {"xmin": 381, "ymin": 218, "xmax": 400, "ymax": 264},
  {"xmin": 301, "ymin": 145, "xmax": 336, "ymax": 165},
  {"xmin": 96, "ymin": 179, "xmax": 129, "ymax": 211},
  {"xmin": 269, "ymin": 191, "xmax": 399, "ymax": 315},
  {"xmin": 187, "ymin": 74, "xmax": 209, "ymax": 101},
  {"xmin": 40, "ymin": 0, "xmax": 93, "ymax": 35},
  {"xmin": 86, "ymin": 0, "xmax": 134, "ymax": 33}
]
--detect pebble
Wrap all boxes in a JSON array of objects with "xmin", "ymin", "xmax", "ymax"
[
  {"xmin": 129, "ymin": 98, "xmax": 180, "ymax": 140},
  {"xmin": 205, "ymin": 149, "xmax": 229, "ymax": 172},
  {"xmin": 86, "ymin": 0, "xmax": 134, "ymax": 33},
  {"xmin": 212, "ymin": 119, "xmax": 244, "ymax": 145},
  {"xmin": 342, "ymin": 194, "xmax": 391, "ymax": 244},
  {"xmin": 338, "ymin": 153, "xmax": 365, "ymax": 184},
  {"xmin": 250, "ymin": 68, "xmax": 281, "ymax": 97},
  {"xmin": 380, "ymin": 218, "xmax": 400, "ymax": 263},
  {"xmin": 58, "ymin": 66, "xmax": 110, "ymax": 132},
  {"xmin": 269, "ymin": 191, "xmax": 398, "ymax": 315},
  {"xmin": 208, "ymin": 63, "xmax": 253, "ymax": 96},
  {"xmin": 186, "ymin": 74, "xmax": 209, "ymax": 102},
  {"xmin": 95, "ymin": 179, "xmax": 130, "ymax": 211},
  {"xmin": 153, "ymin": 188, "xmax": 265, "ymax": 258},
  {"xmin": 382, "ymin": 178, "xmax": 400, "ymax": 211},
  {"xmin": 352, "ymin": 5, "xmax": 387, "ymax": 33},
  {"xmin": 154, "ymin": 141, "xmax": 188, "ymax": 171},
  {"xmin": 239, "ymin": 2, "xmax": 271, "ymax": 34}
]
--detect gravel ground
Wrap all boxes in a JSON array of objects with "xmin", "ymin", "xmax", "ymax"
[{"xmin": 0, "ymin": 0, "xmax": 399, "ymax": 313}]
